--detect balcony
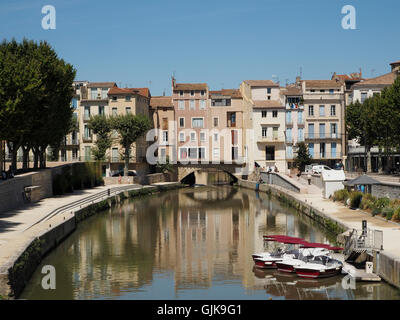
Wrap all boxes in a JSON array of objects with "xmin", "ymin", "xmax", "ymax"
[
  {"xmin": 297, "ymin": 118, "xmax": 304, "ymax": 125},
  {"xmin": 305, "ymin": 133, "xmax": 341, "ymax": 140},
  {"xmin": 286, "ymin": 119, "xmax": 293, "ymax": 126},
  {"xmin": 83, "ymin": 114, "xmax": 91, "ymax": 122},
  {"xmin": 257, "ymin": 134, "xmax": 285, "ymax": 143},
  {"xmin": 309, "ymin": 152, "xmax": 343, "ymax": 160},
  {"xmin": 82, "ymin": 136, "xmax": 92, "ymax": 143},
  {"xmin": 286, "ymin": 103, "xmax": 304, "ymax": 110}
]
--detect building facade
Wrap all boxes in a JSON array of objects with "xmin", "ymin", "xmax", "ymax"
[{"xmin": 302, "ymin": 80, "xmax": 345, "ymax": 168}]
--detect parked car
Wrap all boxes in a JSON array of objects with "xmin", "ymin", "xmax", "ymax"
[
  {"xmin": 312, "ymin": 165, "xmax": 332, "ymax": 174},
  {"xmin": 111, "ymin": 169, "xmax": 137, "ymax": 177},
  {"xmin": 305, "ymin": 163, "xmax": 319, "ymax": 174}
]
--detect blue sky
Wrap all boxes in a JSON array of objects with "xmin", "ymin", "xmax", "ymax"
[{"xmin": 0, "ymin": 0, "xmax": 399, "ymax": 95}]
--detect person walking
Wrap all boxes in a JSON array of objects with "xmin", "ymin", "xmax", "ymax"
[{"xmin": 307, "ymin": 173, "xmax": 311, "ymax": 185}]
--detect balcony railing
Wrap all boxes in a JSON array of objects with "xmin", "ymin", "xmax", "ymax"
[
  {"xmin": 83, "ymin": 115, "xmax": 91, "ymax": 122},
  {"xmin": 257, "ymin": 134, "xmax": 285, "ymax": 143},
  {"xmin": 82, "ymin": 136, "xmax": 92, "ymax": 142},
  {"xmin": 305, "ymin": 133, "xmax": 341, "ymax": 140},
  {"xmin": 308, "ymin": 152, "xmax": 342, "ymax": 159}
]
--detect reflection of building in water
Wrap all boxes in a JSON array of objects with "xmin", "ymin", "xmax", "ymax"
[{"xmin": 67, "ymin": 187, "xmax": 336, "ymax": 299}]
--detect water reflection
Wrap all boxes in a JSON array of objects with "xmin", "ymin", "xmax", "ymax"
[{"xmin": 21, "ymin": 186, "xmax": 400, "ymax": 300}]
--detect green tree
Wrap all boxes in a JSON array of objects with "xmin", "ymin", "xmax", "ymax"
[
  {"xmin": 294, "ymin": 142, "xmax": 312, "ymax": 172},
  {"xmin": 88, "ymin": 115, "xmax": 112, "ymax": 161},
  {"xmin": 111, "ymin": 114, "xmax": 152, "ymax": 176},
  {"xmin": 156, "ymin": 156, "xmax": 174, "ymax": 174},
  {"xmin": 0, "ymin": 39, "xmax": 76, "ymax": 171}
]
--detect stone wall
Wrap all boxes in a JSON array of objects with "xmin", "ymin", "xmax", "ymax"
[
  {"xmin": 0, "ymin": 170, "xmax": 53, "ymax": 213},
  {"xmin": 372, "ymin": 183, "xmax": 400, "ymax": 200},
  {"xmin": 260, "ymin": 172, "xmax": 305, "ymax": 193}
]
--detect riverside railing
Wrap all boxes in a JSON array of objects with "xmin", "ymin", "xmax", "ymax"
[{"xmin": 24, "ymin": 184, "xmax": 142, "ymax": 231}]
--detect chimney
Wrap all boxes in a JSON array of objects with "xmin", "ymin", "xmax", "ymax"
[
  {"xmin": 390, "ymin": 61, "xmax": 400, "ymax": 74},
  {"xmin": 171, "ymin": 76, "xmax": 176, "ymax": 89},
  {"xmin": 295, "ymin": 76, "xmax": 301, "ymax": 86}
]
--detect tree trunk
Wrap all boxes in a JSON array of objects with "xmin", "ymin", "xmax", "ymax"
[
  {"xmin": 7, "ymin": 141, "xmax": 20, "ymax": 173},
  {"xmin": 124, "ymin": 145, "xmax": 129, "ymax": 176},
  {"xmin": 367, "ymin": 149, "xmax": 372, "ymax": 173},
  {"xmin": 22, "ymin": 146, "xmax": 30, "ymax": 170},
  {"xmin": 378, "ymin": 147, "xmax": 383, "ymax": 173},
  {"xmin": 39, "ymin": 146, "xmax": 47, "ymax": 169}
]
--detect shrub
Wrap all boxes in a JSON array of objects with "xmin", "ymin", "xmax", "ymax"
[
  {"xmin": 372, "ymin": 207, "xmax": 381, "ymax": 216},
  {"xmin": 389, "ymin": 199, "xmax": 400, "ymax": 209},
  {"xmin": 374, "ymin": 197, "xmax": 390, "ymax": 210},
  {"xmin": 333, "ymin": 189, "xmax": 349, "ymax": 203},
  {"xmin": 350, "ymin": 192, "xmax": 363, "ymax": 209},
  {"xmin": 382, "ymin": 207, "xmax": 395, "ymax": 220},
  {"xmin": 393, "ymin": 207, "xmax": 400, "ymax": 221}
]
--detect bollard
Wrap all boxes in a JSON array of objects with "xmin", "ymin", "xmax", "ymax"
[{"xmin": 365, "ymin": 261, "xmax": 373, "ymax": 274}]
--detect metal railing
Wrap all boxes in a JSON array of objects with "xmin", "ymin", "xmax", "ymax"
[
  {"xmin": 344, "ymin": 228, "xmax": 383, "ymax": 255},
  {"xmin": 24, "ymin": 185, "xmax": 142, "ymax": 231}
]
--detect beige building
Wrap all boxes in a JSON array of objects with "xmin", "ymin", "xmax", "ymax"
[
  {"xmin": 149, "ymin": 96, "xmax": 175, "ymax": 161},
  {"xmin": 240, "ymin": 80, "xmax": 286, "ymax": 172},
  {"xmin": 302, "ymin": 79, "xmax": 345, "ymax": 167}
]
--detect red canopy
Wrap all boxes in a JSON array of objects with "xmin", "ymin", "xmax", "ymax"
[{"xmin": 300, "ymin": 242, "xmax": 332, "ymax": 249}]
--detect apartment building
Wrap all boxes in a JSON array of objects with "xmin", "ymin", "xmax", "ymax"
[
  {"xmin": 149, "ymin": 96, "xmax": 175, "ymax": 162},
  {"xmin": 302, "ymin": 79, "xmax": 345, "ymax": 167},
  {"xmin": 208, "ymin": 89, "xmax": 247, "ymax": 164},
  {"xmin": 241, "ymin": 80, "xmax": 286, "ymax": 172},
  {"xmin": 346, "ymin": 61, "xmax": 400, "ymax": 172},
  {"xmin": 172, "ymin": 78, "xmax": 209, "ymax": 163},
  {"xmin": 280, "ymin": 82, "xmax": 304, "ymax": 169},
  {"xmin": 79, "ymin": 82, "xmax": 117, "ymax": 161},
  {"xmin": 107, "ymin": 86, "xmax": 151, "ymax": 164}
]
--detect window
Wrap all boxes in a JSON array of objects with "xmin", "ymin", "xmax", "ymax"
[
  {"xmin": 231, "ymin": 130, "xmax": 238, "ymax": 145},
  {"xmin": 101, "ymin": 88, "xmax": 108, "ymax": 99},
  {"xmin": 200, "ymin": 132, "xmax": 206, "ymax": 142},
  {"xmin": 91, "ymin": 88, "xmax": 98, "ymax": 100},
  {"xmin": 268, "ymin": 96, "xmax": 271, "ymax": 100},
  {"xmin": 308, "ymin": 123, "xmax": 314, "ymax": 139},
  {"xmin": 227, "ymin": 112, "xmax": 236, "ymax": 127},
  {"xmin": 84, "ymin": 125, "xmax": 91, "ymax": 139},
  {"xmin": 199, "ymin": 147, "xmax": 205, "ymax": 159},
  {"xmin": 162, "ymin": 117, "xmax": 168, "ymax": 130},
  {"xmin": 286, "ymin": 128, "xmax": 292, "ymax": 142},
  {"xmin": 232, "ymin": 146, "xmax": 238, "ymax": 160},
  {"xmin": 178, "ymin": 100, "xmax": 185, "ymax": 110},
  {"xmin": 200, "ymin": 90, "xmax": 205, "ymax": 96},
  {"xmin": 213, "ymin": 117, "xmax": 219, "ymax": 127},
  {"xmin": 319, "ymin": 105, "xmax": 325, "ymax": 117},
  {"xmin": 179, "ymin": 117, "xmax": 185, "ymax": 128},
  {"xmin": 329, "ymin": 89, "xmax": 334, "ymax": 94},
  {"xmin": 179, "ymin": 91, "xmax": 184, "ymax": 96},
  {"xmin": 190, "ymin": 132, "xmax": 196, "ymax": 142},
  {"xmin": 71, "ymin": 98, "xmax": 78, "ymax": 109},
  {"xmin": 126, "ymin": 107, "xmax": 131, "ymax": 115},
  {"xmin": 266, "ymin": 146, "xmax": 275, "ymax": 160},
  {"xmin": 308, "ymin": 143, "xmax": 314, "ymax": 157},
  {"xmin": 319, "ymin": 123, "xmax": 325, "ymax": 138},
  {"xmin": 192, "ymin": 118, "xmax": 204, "ymax": 128},
  {"xmin": 298, "ymin": 111, "xmax": 303, "ymax": 124},
  {"xmin": 320, "ymin": 90, "xmax": 325, "ymax": 93},
  {"xmin": 331, "ymin": 142, "xmax": 337, "ymax": 158},
  {"xmin": 272, "ymin": 110, "xmax": 278, "ymax": 118},
  {"xmin": 267, "ymin": 88, "xmax": 271, "ymax": 94},
  {"xmin": 190, "ymin": 100, "xmax": 195, "ymax": 110},
  {"xmin": 320, "ymin": 142, "xmax": 326, "ymax": 158},
  {"xmin": 98, "ymin": 106, "xmax": 105, "ymax": 115},
  {"xmin": 125, "ymin": 95, "xmax": 131, "ymax": 102},
  {"xmin": 189, "ymin": 148, "xmax": 197, "ymax": 159},
  {"xmin": 330, "ymin": 105, "xmax": 336, "ymax": 116},
  {"xmin": 214, "ymin": 133, "xmax": 218, "ymax": 142},
  {"xmin": 262, "ymin": 127, "xmax": 268, "ymax": 137},
  {"xmin": 262, "ymin": 111, "xmax": 267, "ymax": 118},
  {"xmin": 286, "ymin": 111, "xmax": 292, "ymax": 123},
  {"xmin": 298, "ymin": 128, "xmax": 304, "ymax": 141},
  {"xmin": 179, "ymin": 132, "xmax": 185, "ymax": 142},
  {"xmin": 273, "ymin": 127, "xmax": 278, "ymax": 139},
  {"xmin": 190, "ymin": 90, "xmax": 195, "ymax": 96},
  {"xmin": 331, "ymin": 123, "xmax": 337, "ymax": 138},
  {"xmin": 112, "ymin": 96, "xmax": 117, "ymax": 101},
  {"xmin": 84, "ymin": 106, "xmax": 90, "ymax": 120},
  {"xmin": 160, "ymin": 148, "xmax": 166, "ymax": 160},
  {"xmin": 309, "ymin": 105, "xmax": 314, "ymax": 116},
  {"xmin": 180, "ymin": 147, "xmax": 188, "ymax": 159},
  {"xmin": 200, "ymin": 100, "xmax": 206, "ymax": 110},
  {"xmin": 361, "ymin": 92, "xmax": 368, "ymax": 103},
  {"xmin": 112, "ymin": 107, "xmax": 118, "ymax": 116},
  {"xmin": 162, "ymin": 131, "xmax": 168, "ymax": 143}
]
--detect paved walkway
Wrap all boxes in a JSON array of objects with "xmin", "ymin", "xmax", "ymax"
[
  {"xmin": 0, "ymin": 184, "xmax": 142, "ymax": 273},
  {"xmin": 277, "ymin": 176, "xmax": 400, "ymax": 258}
]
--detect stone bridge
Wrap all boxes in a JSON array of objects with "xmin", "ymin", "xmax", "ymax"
[{"xmin": 176, "ymin": 163, "xmax": 247, "ymax": 182}]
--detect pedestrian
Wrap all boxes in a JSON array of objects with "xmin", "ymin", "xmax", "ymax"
[
  {"xmin": 118, "ymin": 174, "xmax": 122, "ymax": 184},
  {"xmin": 307, "ymin": 173, "xmax": 311, "ymax": 185}
]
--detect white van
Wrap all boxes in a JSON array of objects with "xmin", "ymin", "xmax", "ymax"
[{"xmin": 312, "ymin": 165, "xmax": 332, "ymax": 174}]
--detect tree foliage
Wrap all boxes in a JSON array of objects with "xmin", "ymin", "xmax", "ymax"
[
  {"xmin": 88, "ymin": 115, "xmax": 112, "ymax": 161},
  {"xmin": 110, "ymin": 114, "xmax": 152, "ymax": 176},
  {"xmin": 0, "ymin": 39, "xmax": 76, "ymax": 170},
  {"xmin": 294, "ymin": 142, "xmax": 312, "ymax": 172}
]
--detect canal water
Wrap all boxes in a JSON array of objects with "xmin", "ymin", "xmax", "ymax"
[{"xmin": 21, "ymin": 186, "xmax": 400, "ymax": 300}]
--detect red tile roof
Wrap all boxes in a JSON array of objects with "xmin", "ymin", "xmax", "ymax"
[
  {"xmin": 253, "ymin": 100, "xmax": 284, "ymax": 109},
  {"xmin": 303, "ymin": 80, "xmax": 342, "ymax": 89},
  {"xmin": 87, "ymin": 82, "xmax": 117, "ymax": 88},
  {"xmin": 209, "ymin": 89, "xmax": 242, "ymax": 98},
  {"xmin": 352, "ymin": 72, "xmax": 397, "ymax": 88},
  {"xmin": 150, "ymin": 96, "xmax": 173, "ymax": 107},
  {"xmin": 173, "ymin": 83, "xmax": 208, "ymax": 91},
  {"xmin": 244, "ymin": 80, "xmax": 279, "ymax": 87},
  {"xmin": 108, "ymin": 87, "xmax": 150, "ymax": 98}
]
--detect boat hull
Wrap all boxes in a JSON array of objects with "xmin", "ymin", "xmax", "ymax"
[
  {"xmin": 276, "ymin": 262, "xmax": 295, "ymax": 273},
  {"xmin": 254, "ymin": 259, "xmax": 279, "ymax": 269},
  {"xmin": 294, "ymin": 266, "xmax": 342, "ymax": 279}
]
